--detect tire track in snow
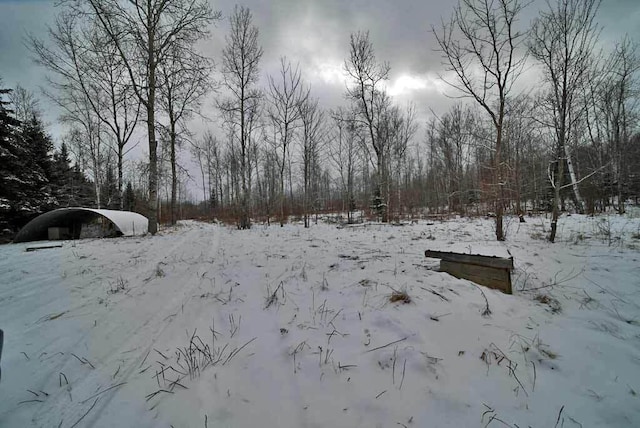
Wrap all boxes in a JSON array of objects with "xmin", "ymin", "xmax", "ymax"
[
  {"xmin": 28, "ymin": 223, "xmax": 221, "ymax": 427},
  {"xmin": 196, "ymin": 230, "xmax": 312, "ymax": 427}
]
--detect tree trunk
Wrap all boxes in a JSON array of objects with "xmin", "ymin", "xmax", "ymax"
[
  {"xmin": 146, "ymin": 7, "xmax": 158, "ymax": 235},
  {"xmin": 614, "ymin": 134, "xmax": 625, "ymax": 214},
  {"xmin": 118, "ymin": 144, "xmax": 124, "ymax": 210},
  {"xmin": 377, "ymin": 152, "xmax": 388, "ymax": 222},
  {"xmin": 279, "ymin": 159, "xmax": 286, "ymax": 226},
  {"xmin": 304, "ymin": 146, "xmax": 310, "ymax": 228},
  {"xmin": 147, "ymin": 115, "xmax": 158, "ymax": 231},
  {"xmin": 495, "ymin": 116, "xmax": 505, "ymax": 241},
  {"xmin": 170, "ymin": 119, "xmax": 177, "ymax": 225},
  {"xmin": 549, "ymin": 147, "xmax": 564, "ymax": 243},
  {"xmin": 515, "ymin": 142, "xmax": 522, "ymax": 215},
  {"xmin": 238, "ymin": 83, "xmax": 248, "ymax": 229},
  {"xmin": 565, "ymin": 146, "xmax": 584, "ymax": 213},
  {"xmin": 616, "ymin": 157, "xmax": 625, "ymax": 215},
  {"xmin": 197, "ymin": 151, "xmax": 206, "ymax": 213}
]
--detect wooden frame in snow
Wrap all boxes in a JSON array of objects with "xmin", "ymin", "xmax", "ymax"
[{"xmin": 424, "ymin": 250, "xmax": 514, "ymax": 294}]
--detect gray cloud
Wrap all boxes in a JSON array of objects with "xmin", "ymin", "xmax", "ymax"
[{"xmin": 1, "ymin": 0, "xmax": 638, "ymax": 157}]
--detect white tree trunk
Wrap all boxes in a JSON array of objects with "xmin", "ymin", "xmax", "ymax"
[{"xmin": 565, "ymin": 146, "xmax": 584, "ymax": 213}]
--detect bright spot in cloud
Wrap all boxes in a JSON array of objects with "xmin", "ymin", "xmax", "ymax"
[
  {"xmin": 312, "ymin": 61, "xmax": 346, "ymax": 86},
  {"xmin": 386, "ymin": 73, "xmax": 444, "ymax": 97},
  {"xmin": 309, "ymin": 65, "xmax": 445, "ymax": 100}
]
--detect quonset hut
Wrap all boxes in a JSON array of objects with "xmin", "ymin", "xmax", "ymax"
[{"xmin": 13, "ymin": 208, "xmax": 149, "ymax": 243}]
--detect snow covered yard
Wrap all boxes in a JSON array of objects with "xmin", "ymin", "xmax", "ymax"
[{"xmin": 0, "ymin": 214, "xmax": 639, "ymax": 427}]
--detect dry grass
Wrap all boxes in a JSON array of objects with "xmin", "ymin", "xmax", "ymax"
[
  {"xmin": 389, "ymin": 290, "xmax": 411, "ymax": 304},
  {"xmin": 534, "ymin": 294, "xmax": 562, "ymax": 313}
]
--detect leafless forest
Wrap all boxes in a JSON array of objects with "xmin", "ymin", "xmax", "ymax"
[{"xmin": 1, "ymin": 0, "xmax": 638, "ymax": 241}]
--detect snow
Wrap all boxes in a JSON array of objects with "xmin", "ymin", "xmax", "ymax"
[
  {"xmin": 88, "ymin": 209, "xmax": 149, "ymax": 237},
  {"xmin": 1, "ymin": 214, "xmax": 639, "ymax": 427}
]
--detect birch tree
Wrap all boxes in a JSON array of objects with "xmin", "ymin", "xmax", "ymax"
[{"xmin": 529, "ymin": 0, "xmax": 600, "ymax": 241}]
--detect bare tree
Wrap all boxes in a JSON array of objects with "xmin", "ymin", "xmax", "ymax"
[
  {"xmin": 257, "ymin": 143, "xmax": 281, "ymax": 224},
  {"xmin": 191, "ymin": 130, "xmax": 220, "ymax": 212},
  {"xmin": 386, "ymin": 104, "xmax": 417, "ymax": 220},
  {"xmin": 74, "ymin": 0, "xmax": 215, "ymax": 232},
  {"xmin": 158, "ymin": 44, "xmax": 215, "ymax": 224},
  {"xmin": 219, "ymin": 6, "xmax": 263, "ymax": 229},
  {"xmin": 298, "ymin": 94, "xmax": 325, "ymax": 228},
  {"xmin": 31, "ymin": 12, "xmax": 140, "ymax": 210},
  {"xmin": 330, "ymin": 107, "xmax": 361, "ymax": 223},
  {"xmin": 503, "ymin": 95, "xmax": 539, "ymax": 214},
  {"xmin": 344, "ymin": 31, "xmax": 391, "ymax": 222},
  {"xmin": 429, "ymin": 104, "xmax": 474, "ymax": 214},
  {"xmin": 193, "ymin": 130, "xmax": 226, "ymax": 213},
  {"xmin": 267, "ymin": 57, "xmax": 309, "ymax": 225},
  {"xmin": 600, "ymin": 37, "xmax": 639, "ymax": 214},
  {"xmin": 64, "ymin": 109, "xmax": 107, "ymax": 209},
  {"xmin": 9, "ymin": 85, "xmax": 41, "ymax": 124},
  {"xmin": 434, "ymin": 0, "xmax": 528, "ymax": 240},
  {"xmin": 529, "ymin": 0, "xmax": 600, "ymax": 241}
]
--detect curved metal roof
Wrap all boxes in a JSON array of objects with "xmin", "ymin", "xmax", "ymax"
[{"xmin": 13, "ymin": 208, "xmax": 149, "ymax": 243}]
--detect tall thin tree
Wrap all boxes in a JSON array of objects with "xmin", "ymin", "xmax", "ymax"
[
  {"xmin": 218, "ymin": 6, "xmax": 263, "ymax": 230},
  {"xmin": 344, "ymin": 31, "xmax": 391, "ymax": 222},
  {"xmin": 434, "ymin": 0, "xmax": 528, "ymax": 240},
  {"xmin": 267, "ymin": 57, "xmax": 308, "ymax": 226},
  {"xmin": 298, "ymin": 94, "xmax": 325, "ymax": 228},
  {"xmin": 158, "ymin": 43, "xmax": 216, "ymax": 224}
]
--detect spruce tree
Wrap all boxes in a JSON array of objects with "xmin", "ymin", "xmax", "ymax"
[
  {"xmin": 18, "ymin": 114, "xmax": 56, "ymax": 214},
  {"xmin": 123, "ymin": 181, "xmax": 136, "ymax": 211},
  {"xmin": 51, "ymin": 143, "xmax": 75, "ymax": 207},
  {"xmin": 0, "ymin": 85, "xmax": 28, "ymax": 229}
]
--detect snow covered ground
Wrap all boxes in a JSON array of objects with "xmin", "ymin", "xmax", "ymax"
[{"xmin": 1, "ymin": 213, "xmax": 639, "ymax": 427}]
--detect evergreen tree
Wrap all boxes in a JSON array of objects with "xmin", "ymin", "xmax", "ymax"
[
  {"xmin": 70, "ymin": 163, "xmax": 97, "ymax": 207},
  {"xmin": 51, "ymin": 143, "xmax": 79, "ymax": 207},
  {"xmin": 0, "ymin": 85, "xmax": 43, "ymax": 229},
  {"xmin": 0, "ymin": 85, "xmax": 23, "ymax": 229},
  {"xmin": 0, "ymin": 87, "xmax": 20, "ymax": 144},
  {"xmin": 123, "ymin": 181, "xmax": 136, "ymax": 211},
  {"xmin": 0, "ymin": 83, "xmax": 99, "ymax": 230},
  {"xmin": 18, "ymin": 114, "xmax": 56, "ymax": 213},
  {"xmin": 51, "ymin": 142, "xmax": 97, "ymax": 208}
]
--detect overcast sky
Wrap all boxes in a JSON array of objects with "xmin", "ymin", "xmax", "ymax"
[{"xmin": 1, "ymin": 0, "xmax": 639, "ymax": 196}]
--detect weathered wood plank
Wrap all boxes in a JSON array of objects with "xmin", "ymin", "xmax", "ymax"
[
  {"xmin": 440, "ymin": 260, "xmax": 512, "ymax": 294},
  {"xmin": 424, "ymin": 250, "xmax": 513, "ymax": 270},
  {"xmin": 25, "ymin": 244, "xmax": 63, "ymax": 252}
]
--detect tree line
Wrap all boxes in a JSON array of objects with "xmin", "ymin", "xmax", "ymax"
[{"xmin": 1, "ymin": 0, "xmax": 638, "ymax": 242}]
